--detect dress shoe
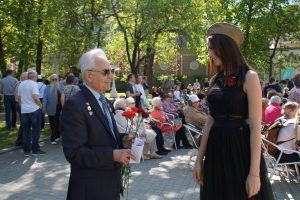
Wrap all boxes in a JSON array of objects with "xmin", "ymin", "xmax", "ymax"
[
  {"xmin": 156, "ymin": 150, "xmax": 168, "ymax": 155},
  {"xmin": 149, "ymin": 153, "xmax": 162, "ymax": 159},
  {"xmin": 162, "ymin": 147, "xmax": 172, "ymax": 152}
]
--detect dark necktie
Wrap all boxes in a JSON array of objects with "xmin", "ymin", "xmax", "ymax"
[{"xmin": 99, "ymin": 94, "xmax": 117, "ymax": 142}]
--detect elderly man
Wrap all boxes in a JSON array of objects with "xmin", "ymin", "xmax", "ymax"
[
  {"xmin": 18, "ymin": 71, "xmax": 44, "ymax": 156},
  {"xmin": 61, "ymin": 49, "xmax": 135, "ymax": 200},
  {"xmin": 183, "ymin": 94, "xmax": 207, "ymax": 129},
  {"xmin": 14, "ymin": 72, "xmax": 28, "ymax": 146},
  {"xmin": 0, "ymin": 69, "xmax": 18, "ymax": 130}
]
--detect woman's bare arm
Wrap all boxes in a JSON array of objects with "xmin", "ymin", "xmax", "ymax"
[
  {"xmin": 196, "ymin": 115, "xmax": 214, "ymax": 163},
  {"xmin": 244, "ymin": 70, "xmax": 262, "ymax": 176}
]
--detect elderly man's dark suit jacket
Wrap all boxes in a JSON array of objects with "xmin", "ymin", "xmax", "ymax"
[{"xmin": 61, "ymin": 85, "xmax": 123, "ymax": 200}]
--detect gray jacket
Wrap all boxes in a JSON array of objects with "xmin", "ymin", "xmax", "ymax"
[{"xmin": 42, "ymin": 85, "xmax": 61, "ymax": 116}]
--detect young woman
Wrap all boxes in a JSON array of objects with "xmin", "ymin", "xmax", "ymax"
[{"xmin": 193, "ymin": 23, "xmax": 274, "ymax": 200}]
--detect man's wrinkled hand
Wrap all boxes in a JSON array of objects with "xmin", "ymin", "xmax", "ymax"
[{"xmin": 113, "ymin": 149, "xmax": 136, "ymax": 165}]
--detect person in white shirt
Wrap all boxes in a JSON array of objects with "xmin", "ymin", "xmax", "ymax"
[
  {"xmin": 134, "ymin": 75, "xmax": 149, "ymax": 110},
  {"xmin": 113, "ymin": 97, "xmax": 161, "ymax": 160},
  {"xmin": 14, "ymin": 72, "xmax": 28, "ymax": 146},
  {"xmin": 173, "ymin": 85, "xmax": 181, "ymax": 101},
  {"xmin": 18, "ymin": 71, "xmax": 44, "ymax": 156},
  {"xmin": 193, "ymin": 78, "xmax": 201, "ymax": 89},
  {"xmin": 275, "ymin": 102, "xmax": 300, "ymax": 163}
]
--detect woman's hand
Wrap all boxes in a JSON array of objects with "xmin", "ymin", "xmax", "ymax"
[
  {"xmin": 193, "ymin": 159, "xmax": 203, "ymax": 185},
  {"xmin": 246, "ymin": 174, "xmax": 261, "ymax": 198}
]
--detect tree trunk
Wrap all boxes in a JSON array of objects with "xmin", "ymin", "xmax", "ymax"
[
  {"xmin": 269, "ymin": 36, "xmax": 280, "ymax": 78},
  {"xmin": 36, "ymin": 0, "xmax": 44, "ymax": 74},
  {"xmin": 0, "ymin": 33, "xmax": 6, "ymax": 77},
  {"xmin": 243, "ymin": 0, "xmax": 254, "ymax": 54},
  {"xmin": 144, "ymin": 47, "xmax": 155, "ymax": 86}
]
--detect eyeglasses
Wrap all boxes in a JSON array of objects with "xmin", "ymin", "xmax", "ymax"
[{"xmin": 88, "ymin": 68, "xmax": 115, "ymax": 76}]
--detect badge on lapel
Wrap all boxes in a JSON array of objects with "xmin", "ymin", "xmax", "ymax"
[{"xmin": 86, "ymin": 102, "xmax": 93, "ymax": 116}]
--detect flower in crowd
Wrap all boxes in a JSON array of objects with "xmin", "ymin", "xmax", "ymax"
[
  {"xmin": 122, "ymin": 110, "xmax": 136, "ymax": 119},
  {"xmin": 130, "ymin": 106, "xmax": 139, "ymax": 113},
  {"xmin": 137, "ymin": 108, "xmax": 149, "ymax": 118},
  {"xmin": 120, "ymin": 107, "xmax": 149, "ymax": 200},
  {"xmin": 225, "ymin": 75, "xmax": 237, "ymax": 87}
]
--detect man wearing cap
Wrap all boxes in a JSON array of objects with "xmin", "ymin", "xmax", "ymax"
[{"xmin": 183, "ymin": 94, "xmax": 207, "ymax": 129}]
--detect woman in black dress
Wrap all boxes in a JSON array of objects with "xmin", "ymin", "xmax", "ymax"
[{"xmin": 193, "ymin": 23, "xmax": 274, "ymax": 200}]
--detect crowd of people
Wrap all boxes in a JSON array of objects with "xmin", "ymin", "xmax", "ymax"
[
  {"xmin": 0, "ymin": 48, "xmax": 299, "ymax": 199},
  {"xmin": 1, "ymin": 66, "xmax": 300, "ymax": 162},
  {"xmin": 0, "ymin": 69, "xmax": 81, "ymax": 155},
  {"xmin": 262, "ymin": 74, "xmax": 300, "ymax": 164}
]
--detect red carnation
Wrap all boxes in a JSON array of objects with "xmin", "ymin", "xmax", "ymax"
[
  {"xmin": 122, "ymin": 111, "xmax": 136, "ymax": 119},
  {"xmin": 131, "ymin": 107, "xmax": 138, "ymax": 113},
  {"xmin": 225, "ymin": 76, "xmax": 237, "ymax": 87},
  {"xmin": 137, "ymin": 109, "xmax": 149, "ymax": 118}
]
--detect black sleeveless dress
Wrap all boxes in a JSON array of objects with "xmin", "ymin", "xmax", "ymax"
[{"xmin": 201, "ymin": 72, "xmax": 274, "ymax": 200}]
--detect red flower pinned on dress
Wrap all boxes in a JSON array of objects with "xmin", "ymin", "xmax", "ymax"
[
  {"xmin": 122, "ymin": 111, "xmax": 136, "ymax": 119},
  {"xmin": 131, "ymin": 107, "xmax": 138, "ymax": 113},
  {"xmin": 225, "ymin": 75, "xmax": 237, "ymax": 87},
  {"xmin": 137, "ymin": 108, "xmax": 149, "ymax": 118}
]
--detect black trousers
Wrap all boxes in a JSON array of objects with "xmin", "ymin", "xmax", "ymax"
[
  {"xmin": 49, "ymin": 106, "xmax": 62, "ymax": 142},
  {"xmin": 150, "ymin": 123, "xmax": 165, "ymax": 150},
  {"xmin": 274, "ymin": 151, "xmax": 300, "ymax": 163},
  {"xmin": 175, "ymin": 127, "xmax": 190, "ymax": 147}
]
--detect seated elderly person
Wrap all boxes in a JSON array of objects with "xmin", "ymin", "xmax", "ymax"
[
  {"xmin": 274, "ymin": 113, "xmax": 300, "ymax": 164},
  {"xmin": 197, "ymin": 92, "xmax": 209, "ymax": 114},
  {"xmin": 151, "ymin": 97, "xmax": 192, "ymax": 149},
  {"xmin": 114, "ymin": 98, "xmax": 161, "ymax": 160},
  {"xmin": 162, "ymin": 93, "xmax": 179, "ymax": 115},
  {"xmin": 264, "ymin": 95, "xmax": 282, "ymax": 124},
  {"xmin": 183, "ymin": 95, "xmax": 207, "ymax": 129}
]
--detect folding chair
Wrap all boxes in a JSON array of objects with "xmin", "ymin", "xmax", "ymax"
[
  {"xmin": 261, "ymin": 135, "xmax": 300, "ymax": 181},
  {"xmin": 149, "ymin": 115, "xmax": 178, "ymax": 150},
  {"xmin": 183, "ymin": 123, "xmax": 203, "ymax": 165}
]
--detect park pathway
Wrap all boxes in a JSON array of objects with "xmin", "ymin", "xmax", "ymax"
[{"xmin": 0, "ymin": 141, "xmax": 299, "ymax": 200}]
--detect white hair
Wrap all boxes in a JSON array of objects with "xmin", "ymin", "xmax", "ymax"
[
  {"xmin": 270, "ymin": 95, "xmax": 282, "ymax": 105},
  {"xmin": 78, "ymin": 48, "xmax": 107, "ymax": 81},
  {"xmin": 113, "ymin": 98, "xmax": 126, "ymax": 110},
  {"xmin": 125, "ymin": 97, "xmax": 135, "ymax": 105},
  {"xmin": 152, "ymin": 97, "xmax": 161, "ymax": 107}
]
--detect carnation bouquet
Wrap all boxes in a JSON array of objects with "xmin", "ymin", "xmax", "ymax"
[{"xmin": 121, "ymin": 107, "xmax": 149, "ymax": 199}]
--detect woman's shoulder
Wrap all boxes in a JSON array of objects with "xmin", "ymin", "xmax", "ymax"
[
  {"xmin": 244, "ymin": 69, "xmax": 259, "ymax": 86},
  {"xmin": 245, "ymin": 69, "xmax": 258, "ymax": 79}
]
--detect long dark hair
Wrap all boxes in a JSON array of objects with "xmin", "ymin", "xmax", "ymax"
[{"xmin": 208, "ymin": 34, "xmax": 251, "ymax": 86}]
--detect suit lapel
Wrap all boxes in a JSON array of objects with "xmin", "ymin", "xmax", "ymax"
[{"xmin": 81, "ymin": 86, "xmax": 116, "ymax": 142}]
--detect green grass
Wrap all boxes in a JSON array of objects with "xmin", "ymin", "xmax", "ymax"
[{"xmin": 0, "ymin": 122, "xmax": 51, "ymax": 150}]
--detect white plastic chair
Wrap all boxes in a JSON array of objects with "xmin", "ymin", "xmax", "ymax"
[
  {"xmin": 261, "ymin": 136, "xmax": 300, "ymax": 181},
  {"xmin": 183, "ymin": 123, "xmax": 203, "ymax": 165}
]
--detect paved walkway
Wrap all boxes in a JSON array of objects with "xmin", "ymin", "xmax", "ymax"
[{"xmin": 0, "ymin": 141, "xmax": 299, "ymax": 200}]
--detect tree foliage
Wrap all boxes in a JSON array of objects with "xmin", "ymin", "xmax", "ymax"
[{"xmin": 0, "ymin": 0, "xmax": 299, "ymax": 81}]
